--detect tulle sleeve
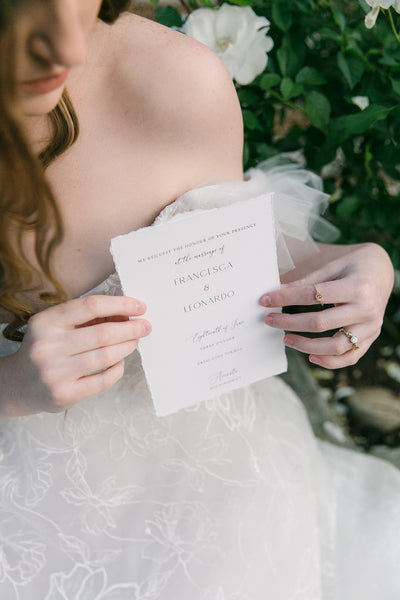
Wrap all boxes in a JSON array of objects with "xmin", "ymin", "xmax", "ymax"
[{"xmin": 156, "ymin": 156, "xmax": 339, "ymax": 274}]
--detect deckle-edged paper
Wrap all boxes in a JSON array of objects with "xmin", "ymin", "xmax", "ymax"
[{"xmin": 110, "ymin": 193, "xmax": 287, "ymax": 416}]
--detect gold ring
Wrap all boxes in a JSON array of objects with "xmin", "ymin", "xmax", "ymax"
[
  {"xmin": 313, "ymin": 283, "xmax": 324, "ymax": 307},
  {"xmin": 339, "ymin": 327, "xmax": 360, "ymax": 350}
]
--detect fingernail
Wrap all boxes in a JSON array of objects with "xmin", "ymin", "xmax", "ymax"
[
  {"xmin": 260, "ymin": 294, "xmax": 272, "ymax": 307},
  {"xmin": 136, "ymin": 300, "xmax": 146, "ymax": 313},
  {"xmin": 265, "ymin": 314, "xmax": 275, "ymax": 325},
  {"xmin": 284, "ymin": 336, "xmax": 295, "ymax": 348},
  {"xmin": 309, "ymin": 356, "xmax": 321, "ymax": 365},
  {"xmin": 142, "ymin": 321, "xmax": 152, "ymax": 335}
]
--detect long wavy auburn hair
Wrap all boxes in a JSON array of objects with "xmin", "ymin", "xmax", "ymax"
[{"xmin": 0, "ymin": 0, "xmax": 130, "ymax": 341}]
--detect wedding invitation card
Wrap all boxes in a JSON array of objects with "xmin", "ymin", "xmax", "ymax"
[{"xmin": 111, "ymin": 193, "xmax": 287, "ymax": 416}]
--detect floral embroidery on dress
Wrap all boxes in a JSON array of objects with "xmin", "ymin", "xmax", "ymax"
[{"xmin": 0, "ymin": 514, "xmax": 47, "ymax": 586}]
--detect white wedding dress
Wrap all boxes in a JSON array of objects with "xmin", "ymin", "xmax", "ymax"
[{"xmin": 1, "ymin": 159, "xmax": 400, "ymax": 600}]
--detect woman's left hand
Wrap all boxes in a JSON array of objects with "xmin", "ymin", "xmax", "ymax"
[{"xmin": 260, "ymin": 243, "xmax": 394, "ymax": 369}]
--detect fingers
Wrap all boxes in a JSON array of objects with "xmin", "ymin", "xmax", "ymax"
[
  {"xmin": 68, "ymin": 339, "xmax": 139, "ymax": 378},
  {"xmin": 30, "ymin": 295, "xmax": 146, "ymax": 329},
  {"xmin": 261, "ymin": 279, "xmax": 351, "ymax": 308},
  {"xmin": 47, "ymin": 360, "xmax": 127, "ymax": 410},
  {"xmin": 283, "ymin": 326, "xmax": 367, "ymax": 356},
  {"xmin": 309, "ymin": 346, "xmax": 368, "ymax": 369},
  {"xmin": 29, "ymin": 317, "xmax": 151, "ymax": 393},
  {"xmin": 62, "ymin": 318, "xmax": 151, "ymax": 355},
  {"xmin": 72, "ymin": 360, "xmax": 127, "ymax": 403},
  {"xmin": 264, "ymin": 304, "xmax": 362, "ymax": 334},
  {"xmin": 23, "ymin": 295, "xmax": 152, "ymax": 411},
  {"xmin": 259, "ymin": 244, "xmax": 392, "ymax": 371},
  {"xmin": 309, "ymin": 351, "xmax": 365, "ymax": 369},
  {"xmin": 32, "ymin": 334, "xmax": 143, "ymax": 410},
  {"xmin": 283, "ymin": 325, "xmax": 380, "ymax": 369}
]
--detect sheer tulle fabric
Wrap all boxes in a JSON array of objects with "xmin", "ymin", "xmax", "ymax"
[
  {"xmin": 156, "ymin": 156, "xmax": 339, "ymax": 273},
  {"xmin": 1, "ymin": 160, "xmax": 400, "ymax": 600}
]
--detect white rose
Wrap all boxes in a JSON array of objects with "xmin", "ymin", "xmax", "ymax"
[
  {"xmin": 183, "ymin": 4, "xmax": 274, "ymax": 85},
  {"xmin": 365, "ymin": 0, "xmax": 400, "ymax": 29}
]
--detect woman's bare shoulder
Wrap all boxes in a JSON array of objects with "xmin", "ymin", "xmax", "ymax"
[
  {"xmin": 92, "ymin": 13, "xmax": 244, "ymax": 180},
  {"xmin": 108, "ymin": 11, "xmax": 234, "ymax": 93}
]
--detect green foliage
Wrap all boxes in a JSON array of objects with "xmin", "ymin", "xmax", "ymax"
[
  {"xmin": 154, "ymin": 6, "xmax": 183, "ymax": 27},
  {"xmin": 152, "ymin": 0, "xmax": 400, "ymax": 268},
  {"xmin": 306, "ymin": 91, "xmax": 331, "ymax": 130}
]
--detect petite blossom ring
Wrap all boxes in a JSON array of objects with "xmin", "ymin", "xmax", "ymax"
[
  {"xmin": 313, "ymin": 283, "xmax": 324, "ymax": 307},
  {"xmin": 339, "ymin": 327, "xmax": 360, "ymax": 350}
]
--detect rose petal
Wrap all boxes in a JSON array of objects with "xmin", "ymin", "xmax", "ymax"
[
  {"xmin": 366, "ymin": 0, "xmax": 395, "ymax": 7},
  {"xmin": 215, "ymin": 4, "xmax": 247, "ymax": 43},
  {"xmin": 233, "ymin": 44, "xmax": 268, "ymax": 85},
  {"xmin": 365, "ymin": 6, "xmax": 380, "ymax": 28},
  {"xmin": 184, "ymin": 9, "xmax": 218, "ymax": 50}
]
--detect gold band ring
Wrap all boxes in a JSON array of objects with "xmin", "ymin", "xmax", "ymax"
[
  {"xmin": 339, "ymin": 327, "xmax": 360, "ymax": 350},
  {"xmin": 313, "ymin": 283, "xmax": 324, "ymax": 307}
]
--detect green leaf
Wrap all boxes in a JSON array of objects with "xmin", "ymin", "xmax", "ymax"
[
  {"xmin": 292, "ymin": 0, "xmax": 314, "ymax": 15},
  {"xmin": 391, "ymin": 248, "xmax": 400, "ymax": 270},
  {"xmin": 337, "ymin": 53, "xmax": 364, "ymax": 90},
  {"xmin": 347, "ymin": 37, "xmax": 363, "ymax": 57},
  {"xmin": 295, "ymin": 67, "xmax": 327, "ymax": 86},
  {"xmin": 289, "ymin": 83, "xmax": 304, "ymax": 99},
  {"xmin": 327, "ymin": 105, "xmax": 392, "ymax": 146},
  {"xmin": 337, "ymin": 53, "xmax": 352, "ymax": 89},
  {"xmin": 379, "ymin": 53, "xmax": 400, "ymax": 66},
  {"xmin": 154, "ymin": 6, "xmax": 183, "ymax": 27},
  {"xmin": 261, "ymin": 104, "xmax": 275, "ymax": 130},
  {"xmin": 256, "ymin": 143, "xmax": 279, "ymax": 161},
  {"xmin": 336, "ymin": 195, "xmax": 362, "ymax": 219},
  {"xmin": 347, "ymin": 55, "xmax": 364, "ymax": 88},
  {"xmin": 242, "ymin": 109, "xmax": 263, "ymax": 132},
  {"xmin": 259, "ymin": 73, "xmax": 281, "ymax": 90},
  {"xmin": 277, "ymin": 34, "xmax": 304, "ymax": 78},
  {"xmin": 277, "ymin": 48, "xmax": 288, "ymax": 76},
  {"xmin": 332, "ymin": 8, "xmax": 346, "ymax": 32},
  {"xmin": 237, "ymin": 87, "xmax": 262, "ymax": 107},
  {"xmin": 243, "ymin": 140, "xmax": 250, "ymax": 169},
  {"xmin": 305, "ymin": 91, "xmax": 331, "ymax": 131},
  {"xmin": 392, "ymin": 79, "xmax": 400, "ymax": 96},
  {"xmin": 346, "ymin": 104, "xmax": 392, "ymax": 134},
  {"xmin": 150, "ymin": 0, "xmax": 158, "ymax": 6},
  {"xmin": 280, "ymin": 77, "xmax": 294, "ymax": 100},
  {"xmin": 226, "ymin": 0, "xmax": 252, "ymax": 5},
  {"xmin": 320, "ymin": 27, "xmax": 341, "ymax": 42},
  {"xmin": 313, "ymin": 143, "xmax": 337, "ymax": 171},
  {"xmin": 358, "ymin": 0, "xmax": 370, "ymax": 13},
  {"xmin": 272, "ymin": 2, "xmax": 293, "ymax": 32}
]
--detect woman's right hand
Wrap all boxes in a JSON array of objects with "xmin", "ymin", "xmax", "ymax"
[{"xmin": 10, "ymin": 295, "xmax": 151, "ymax": 415}]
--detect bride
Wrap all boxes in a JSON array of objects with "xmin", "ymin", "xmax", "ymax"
[{"xmin": 0, "ymin": 1, "xmax": 399, "ymax": 598}]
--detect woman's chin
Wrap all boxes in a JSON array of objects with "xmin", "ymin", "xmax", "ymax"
[{"xmin": 18, "ymin": 86, "xmax": 65, "ymax": 117}]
